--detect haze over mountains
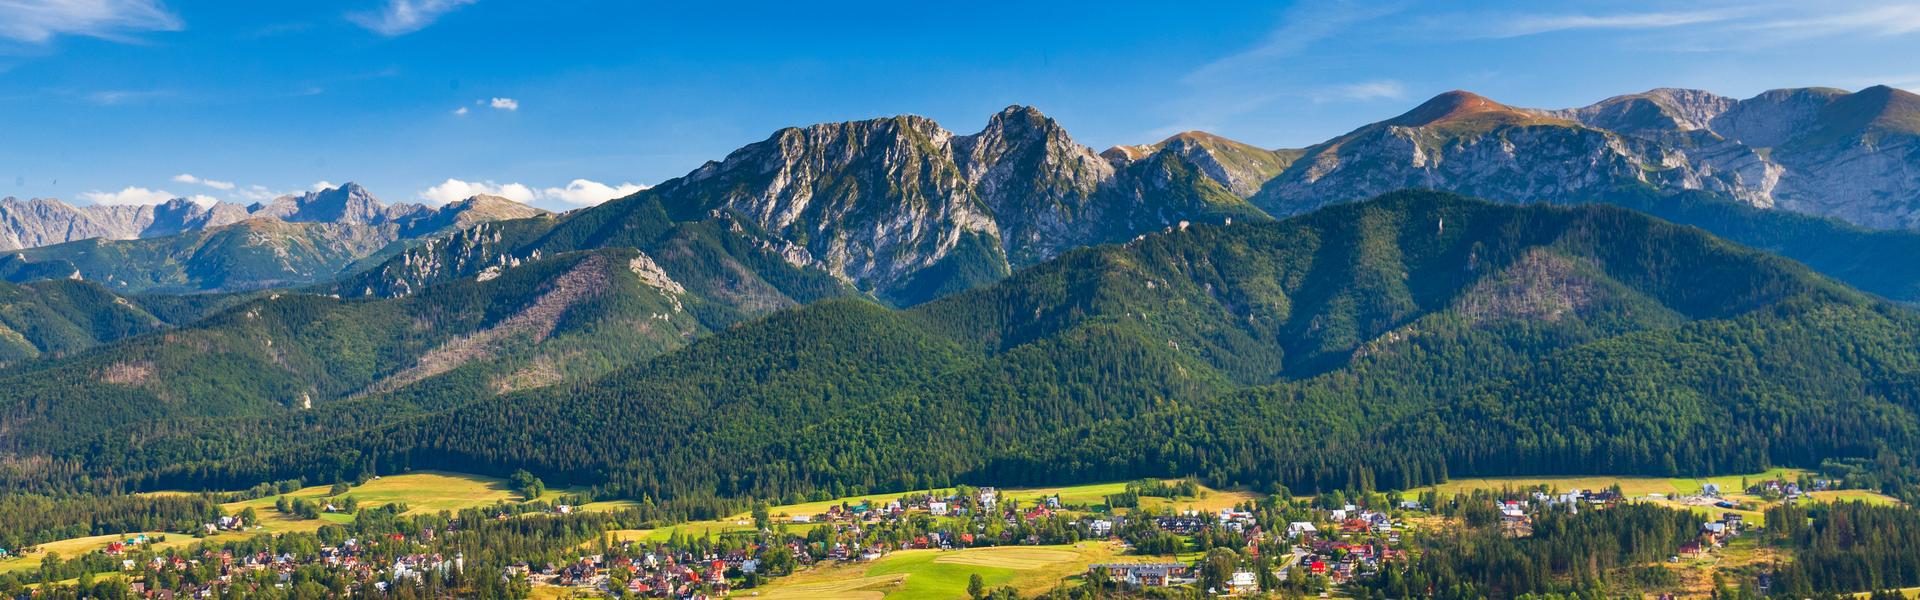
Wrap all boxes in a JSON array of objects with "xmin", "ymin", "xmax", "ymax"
[{"xmin": 0, "ymin": 183, "xmax": 545, "ymax": 293}]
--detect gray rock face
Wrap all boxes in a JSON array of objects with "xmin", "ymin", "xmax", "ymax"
[
  {"xmin": 248, "ymin": 182, "xmax": 434, "ymax": 226},
  {"xmin": 0, "ymin": 197, "xmax": 249, "ymax": 251},
  {"xmin": 1253, "ymin": 86, "xmax": 1920, "ymax": 229},
  {"xmin": 1103, "ymin": 131, "xmax": 1301, "ymax": 198},
  {"xmin": 649, "ymin": 106, "xmax": 1264, "ymax": 300}
]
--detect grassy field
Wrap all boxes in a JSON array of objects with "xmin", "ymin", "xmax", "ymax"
[
  {"xmin": 217, "ymin": 470, "xmax": 522, "ymax": 535},
  {"xmin": 752, "ymin": 542, "xmax": 1126, "ymax": 600},
  {"xmin": 0, "ymin": 530, "xmax": 241, "ymax": 575},
  {"xmin": 1411, "ymin": 468, "xmax": 1813, "ymax": 497},
  {"xmin": 1410, "ymin": 468, "xmax": 1904, "ymax": 528}
]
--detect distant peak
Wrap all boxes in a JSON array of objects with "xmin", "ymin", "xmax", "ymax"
[
  {"xmin": 983, "ymin": 105, "xmax": 1057, "ymax": 133},
  {"xmin": 1386, "ymin": 90, "xmax": 1524, "ymax": 127},
  {"xmin": 1162, "ymin": 130, "xmax": 1224, "ymax": 144},
  {"xmin": 995, "ymin": 104, "xmax": 1048, "ymax": 119}
]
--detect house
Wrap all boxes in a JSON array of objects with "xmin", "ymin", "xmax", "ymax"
[
  {"xmin": 928, "ymin": 501, "xmax": 949, "ymax": 516},
  {"xmin": 977, "ymin": 488, "xmax": 998, "ymax": 510},
  {"xmin": 1089, "ymin": 519, "xmax": 1113, "ymax": 537},
  {"xmin": 789, "ymin": 514, "xmax": 813, "ymax": 524},
  {"xmin": 1090, "ymin": 563, "xmax": 1189, "ymax": 588},
  {"xmin": 1228, "ymin": 571, "xmax": 1259, "ymax": 595},
  {"xmin": 1287, "ymin": 522, "xmax": 1317, "ymax": 538}
]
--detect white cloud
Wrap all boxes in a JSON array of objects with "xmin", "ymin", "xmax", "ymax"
[
  {"xmin": 1452, "ymin": 4, "xmax": 1920, "ymax": 43},
  {"xmin": 310, "ymin": 180, "xmax": 337, "ymax": 191},
  {"xmin": 1186, "ymin": 0, "xmax": 1410, "ymax": 85},
  {"xmin": 238, "ymin": 184, "xmax": 281, "ymax": 201},
  {"xmin": 419, "ymin": 178, "xmax": 535, "ymax": 205},
  {"xmin": 184, "ymin": 194, "xmax": 218, "ymax": 206},
  {"xmin": 348, "ymin": 0, "xmax": 475, "ymax": 36},
  {"xmin": 1468, "ymin": 10, "xmax": 1737, "ymax": 39},
  {"xmin": 1742, "ymin": 5, "xmax": 1920, "ymax": 38},
  {"xmin": 453, "ymin": 106, "xmax": 469, "ymax": 116},
  {"xmin": 85, "ymin": 89, "xmax": 172, "ymax": 105},
  {"xmin": 171, "ymin": 173, "xmax": 235, "ymax": 190},
  {"xmin": 540, "ymin": 179, "xmax": 648, "ymax": 206},
  {"xmin": 1312, "ymin": 80, "xmax": 1407, "ymax": 103},
  {"xmin": 79, "ymin": 185, "xmax": 178, "ymax": 205},
  {"xmin": 0, "ymin": 0, "xmax": 182, "ymax": 44},
  {"xmin": 488, "ymin": 97, "xmax": 518, "ymax": 111}
]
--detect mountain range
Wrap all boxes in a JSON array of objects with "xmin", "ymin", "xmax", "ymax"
[
  {"xmin": 7, "ymin": 193, "xmax": 1917, "ymax": 504},
  {"xmin": 0, "ymin": 184, "xmax": 544, "ymax": 293},
  {"xmin": 4, "ymin": 86, "xmax": 1918, "ymax": 303},
  {"xmin": 1252, "ymin": 86, "xmax": 1920, "ymax": 228},
  {"xmin": 3, "ymin": 85, "xmax": 1920, "ymax": 503}
]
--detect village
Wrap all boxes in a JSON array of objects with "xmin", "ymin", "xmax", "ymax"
[{"xmin": 0, "ymin": 471, "xmax": 1883, "ymax": 599}]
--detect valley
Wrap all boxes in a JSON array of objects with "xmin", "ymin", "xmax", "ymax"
[
  {"xmin": 6, "ymin": 80, "xmax": 1920, "ymax": 598},
  {"xmin": 2, "ymin": 468, "xmax": 1903, "ymax": 599}
]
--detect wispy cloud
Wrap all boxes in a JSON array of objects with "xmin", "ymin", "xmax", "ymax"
[
  {"xmin": 1462, "ymin": 9, "xmax": 1737, "ymax": 39},
  {"xmin": 349, "ymin": 0, "xmax": 475, "ymax": 36},
  {"xmin": 1451, "ymin": 3, "xmax": 1920, "ymax": 42},
  {"xmin": 453, "ymin": 106, "xmax": 469, "ymax": 116},
  {"xmin": 1740, "ymin": 4, "xmax": 1920, "ymax": 38},
  {"xmin": 1311, "ymin": 80, "xmax": 1407, "ymax": 103},
  {"xmin": 488, "ymin": 97, "xmax": 517, "ymax": 111},
  {"xmin": 0, "ymin": 0, "xmax": 181, "ymax": 44},
  {"xmin": 84, "ymin": 89, "xmax": 173, "ymax": 105},
  {"xmin": 1186, "ymin": 0, "xmax": 1410, "ymax": 85},
  {"xmin": 1160, "ymin": 0, "xmax": 1411, "ymax": 138},
  {"xmin": 79, "ymin": 185, "xmax": 178, "ymax": 205},
  {"xmin": 171, "ymin": 173, "xmax": 235, "ymax": 190}
]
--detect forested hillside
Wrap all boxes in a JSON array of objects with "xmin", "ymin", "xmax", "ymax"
[
  {"xmin": 132, "ymin": 192, "xmax": 1920, "ymax": 508},
  {"xmin": 0, "ymin": 248, "xmax": 715, "ymax": 490}
]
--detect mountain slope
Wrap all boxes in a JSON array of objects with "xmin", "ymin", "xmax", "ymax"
[
  {"xmin": 150, "ymin": 192, "xmax": 1920, "ymax": 503},
  {"xmin": 0, "ymin": 246, "xmax": 716, "ymax": 486},
  {"xmin": 1102, "ymin": 131, "xmax": 1303, "ymax": 198},
  {"xmin": 0, "ymin": 280, "xmax": 168, "ymax": 364}
]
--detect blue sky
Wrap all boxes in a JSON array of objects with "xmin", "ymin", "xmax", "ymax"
[{"xmin": 2, "ymin": 0, "xmax": 1917, "ymax": 211}]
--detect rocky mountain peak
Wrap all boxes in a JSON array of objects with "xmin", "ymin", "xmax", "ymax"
[
  {"xmin": 1554, "ymin": 88, "xmax": 1735, "ymax": 134},
  {"xmin": 1387, "ymin": 90, "xmax": 1535, "ymax": 128},
  {"xmin": 250, "ymin": 182, "xmax": 429, "ymax": 226}
]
